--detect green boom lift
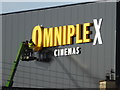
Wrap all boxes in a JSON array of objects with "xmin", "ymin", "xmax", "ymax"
[{"xmin": 5, "ymin": 41, "xmax": 36, "ymax": 87}]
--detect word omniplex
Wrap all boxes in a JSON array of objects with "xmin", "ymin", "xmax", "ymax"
[{"xmin": 32, "ymin": 18, "xmax": 103, "ymax": 51}]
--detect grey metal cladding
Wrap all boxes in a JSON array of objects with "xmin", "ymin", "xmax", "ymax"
[{"xmin": 2, "ymin": 2, "xmax": 117, "ymax": 88}]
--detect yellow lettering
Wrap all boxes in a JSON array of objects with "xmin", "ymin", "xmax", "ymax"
[
  {"xmin": 83, "ymin": 23, "xmax": 92, "ymax": 43},
  {"xmin": 63, "ymin": 26, "xmax": 67, "ymax": 45},
  {"xmin": 43, "ymin": 28, "xmax": 53, "ymax": 47},
  {"xmin": 54, "ymin": 26, "xmax": 63, "ymax": 46},
  {"xmin": 76, "ymin": 24, "xmax": 83, "ymax": 43},
  {"xmin": 32, "ymin": 26, "xmax": 42, "ymax": 51},
  {"xmin": 32, "ymin": 23, "xmax": 93, "ymax": 51},
  {"xmin": 67, "ymin": 25, "xmax": 76, "ymax": 44}
]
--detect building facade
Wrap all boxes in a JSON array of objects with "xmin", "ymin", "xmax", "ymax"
[{"xmin": 2, "ymin": 1, "xmax": 120, "ymax": 88}]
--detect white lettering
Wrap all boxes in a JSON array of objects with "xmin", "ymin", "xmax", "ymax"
[{"xmin": 93, "ymin": 18, "xmax": 103, "ymax": 45}]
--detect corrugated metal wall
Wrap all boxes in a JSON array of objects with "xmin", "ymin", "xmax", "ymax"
[{"xmin": 2, "ymin": 2, "xmax": 117, "ymax": 88}]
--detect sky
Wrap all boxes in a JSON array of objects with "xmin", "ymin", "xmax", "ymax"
[
  {"xmin": 1, "ymin": 0, "xmax": 118, "ymax": 14},
  {"xmin": 1, "ymin": 0, "xmax": 97, "ymax": 14}
]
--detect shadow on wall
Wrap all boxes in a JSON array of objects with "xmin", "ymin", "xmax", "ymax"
[
  {"xmin": 33, "ymin": 47, "xmax": 81, "ymax": 87},
  {"xmin": 34, "ymin": 47, "xmax": 55, "ymax": 69},
  {"xmin": 33, "ymin": 46, "xmax": 102, "ymax": 88}
]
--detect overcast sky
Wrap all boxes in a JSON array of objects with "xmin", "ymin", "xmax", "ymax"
[{"xmin": 1, "ymin": 0, "xmax": 96, "ymax": 14}]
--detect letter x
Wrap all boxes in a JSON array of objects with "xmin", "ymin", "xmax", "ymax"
[{"xmin": 93, "ymin": 18, "xmax": 103, "ymax": 45}]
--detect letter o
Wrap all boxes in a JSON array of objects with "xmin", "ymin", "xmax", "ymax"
[{"xmin": 32, "ymin": 26, "xmax": 43, "ymax": 51}]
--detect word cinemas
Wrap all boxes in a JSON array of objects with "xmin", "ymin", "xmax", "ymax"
[
  {"xmin": 32, "ymin": 18, "xmax": 103, "ymax": 51},
  {"xmin": 54, "ymin": 47, "xmax": 81, "ymax": 57}
]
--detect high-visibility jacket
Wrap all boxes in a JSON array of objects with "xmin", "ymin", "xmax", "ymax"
[{"xmin": 28, "ymin": 42, "xmax": 35, "ymax": 49}]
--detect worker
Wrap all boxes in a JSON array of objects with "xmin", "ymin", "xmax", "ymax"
[
  {"xmin": 21, "ymin": 40, "xmax": 30, "ymax": 60},
  {"xmin": 28, "ymin": 39, "xmax": 35, "ymax": 49},
  {"xmin": 21, "ymin": 39, "xmax": 36, "ymax": 61},
  {"xmin": 25, "ymin": 40, "xmax": 29, "ymax": 48},
  {"xmin": 28, "ymin": 39, "xmax": 35, "ymax": 57}
]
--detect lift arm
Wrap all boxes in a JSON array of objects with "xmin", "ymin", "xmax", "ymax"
[
  {"xmin": 5, "ymin": 42, "xmax": 25, "ymax": 87},
  {"xmin": 5, "ymin": 41, "xmax": 50, "ymax": 87}
]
